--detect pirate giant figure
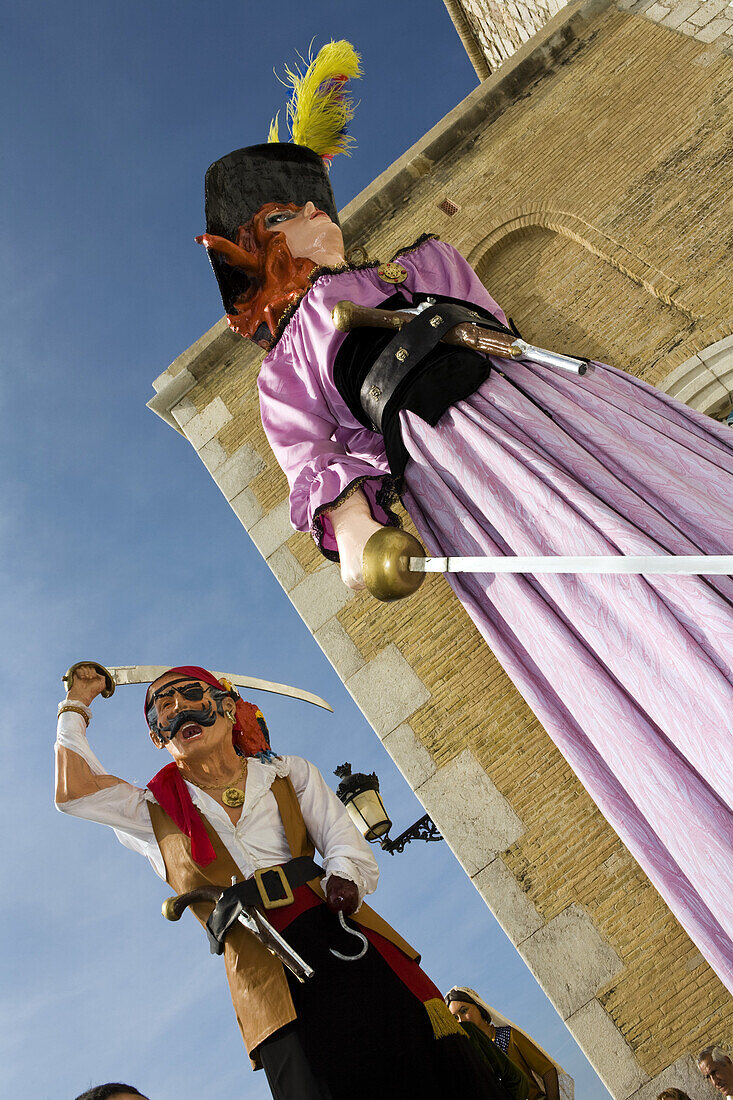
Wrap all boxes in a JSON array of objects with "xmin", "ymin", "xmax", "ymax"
[
  {"xmin": 55, "ymin": 663, "xmax": 522, "ymax": 1100},
  {"xmin": 195, "ymin": 43, "xmax": 733, "ymax": 993}
]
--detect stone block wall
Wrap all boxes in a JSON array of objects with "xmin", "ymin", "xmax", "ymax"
[
  {"xmin": 150, "ymin": 3, "xmax": 733, "ymax": 1095},
  {"xmin": 620, "ymin": 0, "xmax": 733, "ymax": 51},
  {"xmin": 446, "ymin": 0, "xmax": 733, "ymax": 75},
  {"xmin": 445, "ymin": 0, "xmax": 572, "ymax": 74}
]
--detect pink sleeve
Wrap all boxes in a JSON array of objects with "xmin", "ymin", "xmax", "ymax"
[{"xmin": 258, "ymin": 355, "xmax": 397, "ymax": 559}]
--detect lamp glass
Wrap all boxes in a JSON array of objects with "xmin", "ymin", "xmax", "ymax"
[{"xmin": 347, "ymin": 788, "xmax": 392, "ymax": 842}]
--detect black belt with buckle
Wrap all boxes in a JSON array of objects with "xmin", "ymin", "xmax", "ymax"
[
  {"xmin": 360, "ymin": 301, "xmax": 513, "ymax": 434},
  {"xmin": 206, "ymin": 856, "xmax": 323, "ymax": 955}
]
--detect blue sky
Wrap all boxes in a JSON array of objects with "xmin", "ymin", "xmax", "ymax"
[{"xmin": 1, "ymin": 2, "xmax": 610, "ymax": 1096}]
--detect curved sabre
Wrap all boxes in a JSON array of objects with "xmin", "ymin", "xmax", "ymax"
[{"xmin": 63, "ymin": 663, "xmax": 333, "ymax": 712}]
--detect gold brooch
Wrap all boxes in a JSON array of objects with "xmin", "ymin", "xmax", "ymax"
[{"xmin": 377, "ymin": 262, "xmax": 408, "ymax": 284}]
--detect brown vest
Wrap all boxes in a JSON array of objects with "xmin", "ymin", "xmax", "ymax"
[{"xmin": 149, "ymin": 775, "xmax": 418, "ymax": 1061}]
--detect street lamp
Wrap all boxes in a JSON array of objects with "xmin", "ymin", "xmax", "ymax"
[{"xmin": 334, "ymin": 763, "xmax": 442, "ymax": 855}]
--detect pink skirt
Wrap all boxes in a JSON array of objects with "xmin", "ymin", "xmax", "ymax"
[{"xmin": 401, "ymin": 358, "xmax": 733, "ymax": 992}]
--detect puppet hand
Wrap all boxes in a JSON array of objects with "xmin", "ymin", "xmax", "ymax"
[
  {"xmin": 326, "ymin": 875, "xmax": 359, "ymax": 916},
  {"xmin": 326, "ymin": 489, "xmax": 383, "ymax": 590},
  {"xmin": 66, "ymin": 664, "xmax": 107, "ymax": 706}
]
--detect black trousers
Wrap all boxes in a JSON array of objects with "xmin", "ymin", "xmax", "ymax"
[{"xmin": 256, "ymin": 906, "xmax": 510, "ymax": 1100}]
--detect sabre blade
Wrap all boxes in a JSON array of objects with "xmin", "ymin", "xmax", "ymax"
[
  {"xmin": 411, "ymin": 555, "xmax": 733, "ymax": 576},
  {"xmin": 103, "ymin": 665, "xmax": 333, "ymax": 711}
]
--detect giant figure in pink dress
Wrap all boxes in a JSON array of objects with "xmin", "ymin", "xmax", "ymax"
[{"xmin": 197, "ymin": 44, "xmax": 733, "ymax": 992}]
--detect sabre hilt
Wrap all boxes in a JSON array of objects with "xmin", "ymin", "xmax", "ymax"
[
  {"xmin": 166, "ymin": 880, "xmax": 316, "ymax": 981},
  {"xmin": 162, "ymin": 885, "xmax": 224, "ymax": 921},
  {"xmin": 62, "ymin": 661, "xmax": 116, "ymax": 698},
  {"xmin": 362, "ymin": 528, "xmax": 427, "ymax": 602}
]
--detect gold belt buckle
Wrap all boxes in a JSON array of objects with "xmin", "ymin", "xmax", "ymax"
[{"xmin": 253, "ymin": 865, "xmax": 294, "ymax": 910}]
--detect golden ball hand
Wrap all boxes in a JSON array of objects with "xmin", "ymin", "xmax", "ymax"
[{"xmin": 362, "ymin": 528, "xmax": 427, "ymax": 602}]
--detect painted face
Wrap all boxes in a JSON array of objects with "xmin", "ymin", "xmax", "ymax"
[
  {"xmin": 263, "ymin": 201, "xmax": 345, "ymax": 266},
  {"xmin": 447, "ymin": 1000, "xmax": 486, "ymax": 1029},
  {"xmin": 147, "ymin": 675, "xmax": 233, "ymax": 760},
  {"xmin": 699, "ymin": 1055, "xmax": 733, "ymax": 1093}
]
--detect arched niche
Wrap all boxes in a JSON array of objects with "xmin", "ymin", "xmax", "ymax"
[{"xmin": 471, "ymin": 213, "xmax": 705, "ymax": 391}]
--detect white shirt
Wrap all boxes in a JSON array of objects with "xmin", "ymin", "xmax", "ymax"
[{"xmin": 55, "ymin": 707, "xmax": 379, "ymax": 904}]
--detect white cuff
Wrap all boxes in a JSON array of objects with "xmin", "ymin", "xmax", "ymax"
[
  {"xmin": 56, "ymin": 708, "xmax": 89, "ymax": 747},
  {"xmin": 322, "ymin": 861, "xmax": 368, "ymax": 910},
  {"xmin": 55, "ymin": 707, "xmax": 107, "ymax": 776},
  {"xmin": 57, "ymin": 699, "xmax": 92, "ymax": 722}
]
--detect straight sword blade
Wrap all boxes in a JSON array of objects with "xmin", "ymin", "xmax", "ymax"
[{"xmin": 412, "ymin": 554, "xmax": 733, "ymax": 576}]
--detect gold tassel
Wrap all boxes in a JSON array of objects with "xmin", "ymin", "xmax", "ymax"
[{"xmin": 423, "ymin": 997, "xmax": 465, "ymax": 1040}]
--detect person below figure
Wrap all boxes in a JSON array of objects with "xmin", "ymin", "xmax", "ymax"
[
  {"xmin": 446, "ymin": 987, "xmax": 570, "ymax": 1100},
  {"xmin": 74, "ymin": 1086, "xmax": 149, "ymax": 1100},
  {"xmin": 56, "ymin": 665, "xmax": 511, "ymax": 1100},
  {"xmin": 698, "ymin": 1047, "xmax": 733, "ymax": 1098}
]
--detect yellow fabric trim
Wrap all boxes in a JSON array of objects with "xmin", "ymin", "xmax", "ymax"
[{"xmin": 424, "ymin": 997, "xmax": 465, "ymax": 1040}]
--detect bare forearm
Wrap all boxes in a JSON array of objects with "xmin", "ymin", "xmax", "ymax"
[{"xmin": 325, "ymin": 486, "xmax": 383, "ymax": 589}]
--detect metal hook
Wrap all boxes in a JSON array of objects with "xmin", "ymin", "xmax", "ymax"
[{"xmin": 329, "ymin": 910, "xmax": 369, "ymax": 962}]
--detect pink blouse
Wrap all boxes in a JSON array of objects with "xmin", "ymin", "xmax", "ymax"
[{"xmin": 258, "ymin": 237, "xmax": 509, "ymax": 556}]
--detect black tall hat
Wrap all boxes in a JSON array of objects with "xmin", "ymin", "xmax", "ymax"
[{"xmin": 204, "ymin": 142, "xmax": 338, "ymax": 314}]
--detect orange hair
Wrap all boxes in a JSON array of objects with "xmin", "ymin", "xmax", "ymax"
[{"xmin": 227, "ymin": 203, "xmax": 316, "ymax": 345}]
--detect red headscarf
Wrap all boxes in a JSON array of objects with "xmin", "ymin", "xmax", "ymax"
[{"xmin": 146, "ymin": 666, "xmax": 271, "ymax": 866}]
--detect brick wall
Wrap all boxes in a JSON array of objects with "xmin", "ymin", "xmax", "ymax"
[{"xmin": 150, "ymin": 3, "xmax": 733, "ymax": 1096}]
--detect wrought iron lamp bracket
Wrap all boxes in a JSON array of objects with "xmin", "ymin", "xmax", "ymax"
[{"xmin": 380, "ymin": 813, "xmax": 442, "ymax": 855}]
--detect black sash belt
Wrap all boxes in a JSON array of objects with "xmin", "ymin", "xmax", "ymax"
[
  {"xmin": 206, "ymin": 856, "xmax": 323, "ymax": 955},
  {"xmin": 359, "ymin": 302, "xmax": 512, "ymax": 434}
]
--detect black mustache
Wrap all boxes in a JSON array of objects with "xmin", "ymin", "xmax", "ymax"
[{"xmin": 162, "ymin": 703, "xmax": 217, "ymax": 742}]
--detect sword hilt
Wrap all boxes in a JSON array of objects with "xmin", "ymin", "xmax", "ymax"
[
  {"xmin": 62, "ymin": 661, "xmax": 116, "ymax": 698},
  {"xmin": 362, "ymin": 528, "xmax": 427, "ymax": 602},
  {"xmin": 162, "ymin": 885, "xmax": 224, "ymax": 921}
]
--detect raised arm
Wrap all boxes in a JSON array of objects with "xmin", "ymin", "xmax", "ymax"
[
  {"xmin": 54, "ymin": 665, "xmax": 159, "ymax": 863},
  {"xmin": 55, "ymin": 665, "xmax": 130, "ymax": 804}
]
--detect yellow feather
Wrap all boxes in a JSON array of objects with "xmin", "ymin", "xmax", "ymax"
[
  {"xmin": 268, "ymin": 111, "xmax": 280, "ymax": 144},
  {"xmin": 268, "ymin": 40, "xmax": 362, "ymax": 158}
]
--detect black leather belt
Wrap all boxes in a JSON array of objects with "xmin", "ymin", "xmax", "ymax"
[
  {"xmin": 360, "ymin": 302, "xmax": 513, "ymax": 433},
  {"xmin": 206, "ymin": 856, "xmax": 322, "ymax": 955}
]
